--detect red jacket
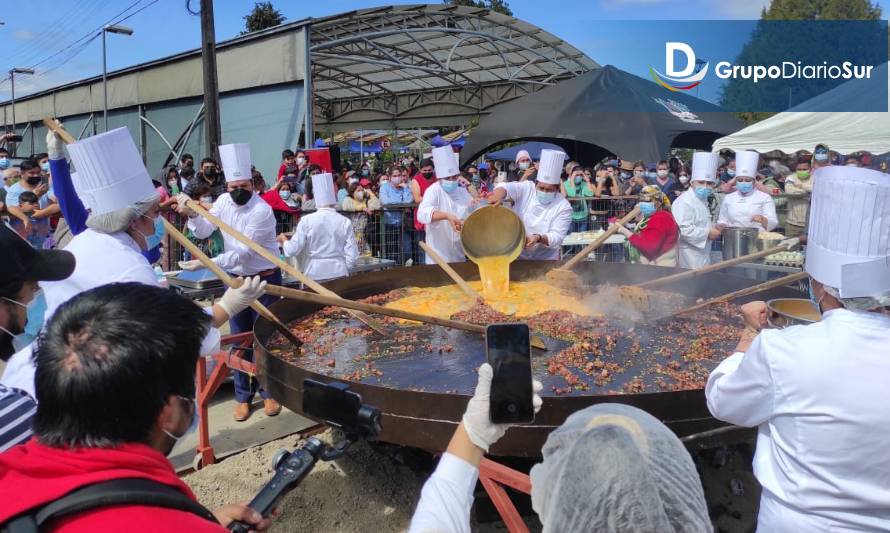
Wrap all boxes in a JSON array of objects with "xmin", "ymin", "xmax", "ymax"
[
  {"xmin": 0, "ymin": 440, "xmax": 224, "ymax": 532},
  {"xmin": 411, "ymin": 172, "xmax": 437, "ymax": 231},
  {"xmin": 260, "ymin": 189, "xmax": 300, "ymax": 214},
  {"xmin": 628, "ymin": 210, "xmax": 679, "ymax": 261}
]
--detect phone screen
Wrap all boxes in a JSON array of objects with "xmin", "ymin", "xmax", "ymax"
[
  {"xmin": 302, "ymin": 379, "xmax": 361, "ymax": 429},
  {"xmin": 486, "ymin": 323, "xmax": 533, "ymax": 424}
]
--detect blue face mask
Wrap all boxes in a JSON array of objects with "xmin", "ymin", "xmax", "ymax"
[
  {"xmin": 808, "ymin": 281, "xmax": 824, "ymax": 314},
  {"xmin": 647, "ymin": 171, "xmax": 657, "ymax": 180},
  {"xmin": 536, "ymin": 190, "xmax": 556, "ymax": 205},
  {"xmin": 736, "ymin": 181, "xmax": 754, "ymax": 194},
  {"xmin": 573, "ymin": 175, "xmax": 582, "ymax": 185},
  {"xmin": 727, "ymin": 169, "xmax": 736, "ymax": 177},
  {"xmin": 40, "ymin": 162, "xmax": 50, "ymax": 173},
  {"xmin": 2, "ymin": 289, "xmax": 46, "ymax": 351},
  {"xmin": 440, "ymin": 179, "xmax": 458, "ymax": 194},
  {"xmin": 0, "ymin": 158, "xmax": 9, "ymax": 170},
  {"xmin": 140, "ymin": 215, "xmax": 165, "ymax": 250},
  {"xmin": 638, "ymin": 201, "xmax": 656, "ymax": 217},
  {"xmin": 279, "ymin": 190, "xmax": 291, "ymax": 200},
  {"xmin": 694, "ymin": 186, "xmax": 712, "ymax": 200}
]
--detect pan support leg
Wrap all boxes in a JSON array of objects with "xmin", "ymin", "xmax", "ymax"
[
  {"xmin": 478, "ymin": 458, "xmax": 532, "ymax": 533},
  {"xmin": 194, "ymin": 332, "xmax": 256, "ymax": 470}
]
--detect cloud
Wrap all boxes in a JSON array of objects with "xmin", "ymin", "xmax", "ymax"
[
  {"xmin": 13, "ymin": 29, "xmax": 37, "ymax": 41},
  {"xmin": 717, "ymin": 0, "xmax": 771, "ymax": 18}
]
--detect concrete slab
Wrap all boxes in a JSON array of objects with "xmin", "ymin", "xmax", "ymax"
[{"xmin": 169, "ymin": 383, "xmax": 317, "ymax": 472}]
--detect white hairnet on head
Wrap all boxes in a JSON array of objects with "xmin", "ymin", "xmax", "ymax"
[
  {"xmin": 529, "ymin": 403, "xmax": 711, "ymax": 533},
  {"xmin": 822, "ymin": 284, "xmax": 890, "ymax": 312},
  {"xmin": 86, "ymin": 194, "xmax": 159, "ymax": 234}
]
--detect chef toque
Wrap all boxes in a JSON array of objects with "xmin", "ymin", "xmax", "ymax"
[
  {"xmin": 69, "ymin": 171, "xmax": 89, "ymax": 211},
  {"xmin": 734, "ymin": 150, "xmax": 759, "ymax": 178},
  {"xmin": 219, "ymin": 143, "xmax": 252, "ymax": 183},
  {"xmin": 432, "ymin": 145, "xmax": 459, "ymax": 179},
  {"xmin": 537, "ymin": 149, "xmax": 567, "ymax": 185},
  {"xmin": 312, "ymin": 172, "xmax": 337, "ymax": 207},
  {"xmin": 806, "ymin": 166, "xmax": 890, "ymax": 299},
  {"xmin": 67, "ymin": 127, "xmax": 155, "ymax": 216},
  {"xmin": 690, "ymin": 152, "xmax": 720, "ymax": 184}
]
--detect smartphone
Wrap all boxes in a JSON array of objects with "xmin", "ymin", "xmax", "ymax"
[
  {"xmin": 486, "ymin": 323, "xmax": 534, "ymax": 424},
  {"xmin": 302, "ymin": 379, "xmax": 362, "ymax": 430}
]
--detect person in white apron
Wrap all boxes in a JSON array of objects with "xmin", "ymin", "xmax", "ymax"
[
  {"xmin": 417, "ymin": 145, "xmax": 474, "ymax": 264},
  {"xmin": 717, "ymin": 150, "xmax": 778, "ymax": 232},
  {"xmin": 279, "ymin": 172, "xmax": 358, "ymax": 281},
  {"xmin": 706, "ymin": 166, "xmax": 890, "ymax": 532},
  {"xmin": 487, "ymin": 149, "xmax": 572, "ymax": 260},
  {"xmin": 671, "ymin": 152, "xmax": 721, "ymax": 269}
]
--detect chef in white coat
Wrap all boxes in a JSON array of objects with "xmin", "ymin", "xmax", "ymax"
[
  {"xmin": 706, "ymin": 166, "xmax": 890, "ymax": 532},
  {"xmin": 177, "ymin": 143, "xmax": 281, "ymax": 422},
  {"xmin": 278, "ymin": 172, "xmax": 358, "ymax": 280},
  {"xmin": 487, "ymin": 149, "xmax": 572, "ymax": 260},
  {"xmin": 717, "ymin": 150, "xmax": 778, "ymax": 232},
  {"xmin": 417, "ymin": 145, "xmax": 475, "ymax": 264},
  {"xmin": 671, "ymin": 152, "xmax": 721, "ymax": 269},
  {"xmin": 1, "ymin": 129, "xmax": 264, "ymax": 398}
]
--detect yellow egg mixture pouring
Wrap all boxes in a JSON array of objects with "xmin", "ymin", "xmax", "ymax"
[{"xmin": 474, "ymin": 255, "xmax": 512, "ymax": 298}]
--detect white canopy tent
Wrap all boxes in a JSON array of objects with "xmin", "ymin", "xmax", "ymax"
[{"xmin": 713, "ymin": 62, "xmax": 890, "ymax": 154}]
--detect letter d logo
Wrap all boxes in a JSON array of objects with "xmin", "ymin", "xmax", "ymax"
[
  {"xmin": 650, "ymin": 42, "xmax": 708, "ymax": 92},
  {"xmin": 666, "ymin": 42, "xmax": 695, "ymax": 77}
]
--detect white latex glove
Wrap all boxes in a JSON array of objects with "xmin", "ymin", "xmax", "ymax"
[
  {"xmin": 46, "ymin": 128, "xmax": 65, "ymax": 160},
  {"xmin": 176, "ymin": 193, "xmax": 196, "ymax": 217},
  {"xmin": 218, "ymin": 276, "xmax": 267, "ymax": 318},
  {"xmin": 462, "ymin": 363, "xmax": 543, "ymax": 452},
  {"xmin": 178, "ymin": 259, "xmax": 203, "ymax": 271},
  {"xmin": 779, "ymin": 237, "xmax": 800, "ymax": 250}
]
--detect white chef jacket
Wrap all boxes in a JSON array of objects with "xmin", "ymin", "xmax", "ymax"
[
  {"xmin": 706, "ymin": 308, "xmax": 890, "ymax": 532},
  {"xmin": 1, "ymin": 228, "xmax": 221, "ymax": 398},
  {"xmin": 717, "ymin": 189, "xmax": 778, "ymax": 231},
  {"xmin": 671, "ymin": 189, "xmax": 713, "ymax": 269},
  {"xmin": 417, "ymin": 182, "xmax": 474, "ymax": 264},
  {"xmin": 409, "ymin": 453, "xmax": 477, "ymax": 533},
  {"xmin": 187, "ymin": 192, "xmax": 278, "ymax": 275},
  {"xmin": 281, "ymin": 207, "xmax": 358, "ymax": 281},
  {"xmin": 495, "ymin": 181, "xmax": 572, "ymax": 260}
]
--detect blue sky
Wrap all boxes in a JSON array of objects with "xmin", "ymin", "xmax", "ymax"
[{"xmin": 1, "ymin": 0, "xmax": 888, "ymax": 104}]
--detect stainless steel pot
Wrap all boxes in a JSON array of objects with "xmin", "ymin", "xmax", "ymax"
[
  {"xmin": 722, "ymin": 227, "xmax": 760, "ymax": 261},
  {"xmin": 756, "ymin": 235, "xmax": 784, "ymax": 252},
  {"xmin": 767, "ymin": 298, "xmax": 821, "ymax": 328}
]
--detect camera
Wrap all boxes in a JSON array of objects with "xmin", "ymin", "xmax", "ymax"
[{"xmin": 229, "ymin": 380, "xmax": 380, "ymax": 532}]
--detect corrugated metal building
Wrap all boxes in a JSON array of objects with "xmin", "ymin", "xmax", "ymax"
[{"xmin": 1, "ymin": 4, "xmax": 595, "ymax": 181}]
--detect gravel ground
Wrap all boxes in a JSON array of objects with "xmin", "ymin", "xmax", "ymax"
[{"xmin": 185, "ymin": 430, "xmax": 430, "ymax": 532}]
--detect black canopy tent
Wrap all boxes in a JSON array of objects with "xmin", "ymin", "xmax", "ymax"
[{"xmin": 460, "ymin": 65, "xmax": 745, "ymax": 166}]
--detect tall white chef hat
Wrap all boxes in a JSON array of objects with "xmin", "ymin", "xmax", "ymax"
[
  {"xmin": 432, "ymin": 145, "xmax": 459, "ymax": 179},
  {"xmin": 537, "ymin": 149, "xmax": 568, "ymax": 185},
  {"xmin": 734, "ymin": 150, "xmax": 759, "ymax": 178},
  {"xmin": 805, "ymin": 166, "xmax": 890, "ymax": 299},
  {"xmin": 312, "ymin": 172, "xmax": 336, "ymax": 207},
  {"xmin": 690, "ymin": 152, "xmax": 720, "ymax": 184},
  {"xmin": 218, "ymin": 143, "xmax": 252, "ymax": 183},
  {"xmin": 67, "ymin": 127, "xmax": 156, "ymax": 217}
]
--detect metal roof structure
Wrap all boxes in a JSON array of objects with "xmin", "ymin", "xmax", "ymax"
[{"xmin": 307, "ymin": 4, "xmax": 598, "ymax": 127}]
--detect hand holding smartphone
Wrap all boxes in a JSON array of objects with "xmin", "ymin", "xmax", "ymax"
[{"xmin": 486, "ymin": 323, "xmax": 534, "ymax": 424}]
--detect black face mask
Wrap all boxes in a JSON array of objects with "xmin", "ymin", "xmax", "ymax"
[
  {"xmin": 204, "ymin": 169, "xmax": 217, "ymax": 178},
  {"xmin": 230, "ymin": 188, "xmax": 252, "ymax": 206},
  {"xmin": 0, "ymin": 301, "xmax": 22, "ymax": 361},
  {"xmin": 26, "ymin": 176, "xmax": 42, "ymax": 186},
  {"xmin": 421, "ymin": 171, "xmax": 434, "ymax": 180}
]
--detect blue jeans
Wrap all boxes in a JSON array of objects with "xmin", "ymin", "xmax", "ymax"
[
  {"xmin": 571, "ymin": 219, "xmax": 589, "ymax": 233},
  {"xmin": 230, "ymin": 268, "xmax": 282, "ymax": 403},
  {"xmin": 385, "ymin": 223, "xmax": 412, "ymax": 265}
]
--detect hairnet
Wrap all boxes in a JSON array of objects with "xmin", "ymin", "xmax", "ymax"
[
  {"xmin": 822, "ymin": 284, "xmax": 890, "ymax": 312},
  {"xmin": 529, "ymin": 403, "xmax": 711, "ymax": 533},
  {"xmin": 86, "ymin": 193, "xmax": 159, "ymax": 234}
]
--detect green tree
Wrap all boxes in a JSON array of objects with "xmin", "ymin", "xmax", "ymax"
[
  {"xmin": 723, "ymin": 0, "xmax": 883, "ymax": 125},
  {"xmin": 445, "ymin": 0, "xmax": 513, "ymax": 17},
  {"xmin": 242, "ymin": 1, "xmax": 285, "ymax": 35}
]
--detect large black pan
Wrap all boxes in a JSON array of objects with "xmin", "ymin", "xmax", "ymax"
[{"xmin": 255, "ymin": 261, "xmax": 803, "ymax": 457}]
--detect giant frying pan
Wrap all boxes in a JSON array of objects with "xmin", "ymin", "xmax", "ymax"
[{"xmin": 255, "ymin": 261, "xmax": 803, "ymax": 456}]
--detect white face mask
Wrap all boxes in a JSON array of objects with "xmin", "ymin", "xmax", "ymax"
[
  {"xmin": 354, "ymin": 190, "xmax": 365, "ymax": 200},
  {"xmin": 296, "ymin": 157, "xmax": 305, "ymax": 165},
  {"xmin": 656, "ymin": 169, "xmax": 669, "ymax": 178},
  {"xmin": 200, "ymin": 196, "xmax": 213, "ymax": 204}
]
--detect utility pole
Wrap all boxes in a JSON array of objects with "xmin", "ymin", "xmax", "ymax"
[{"xmin": 200, "ymin": 0, "xmax": 221, "ymax": 158}]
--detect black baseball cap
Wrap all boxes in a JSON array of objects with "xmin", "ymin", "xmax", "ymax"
[{"xmin": 0, "ymin": 224, "xmax": 75, "ymax": 297}]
